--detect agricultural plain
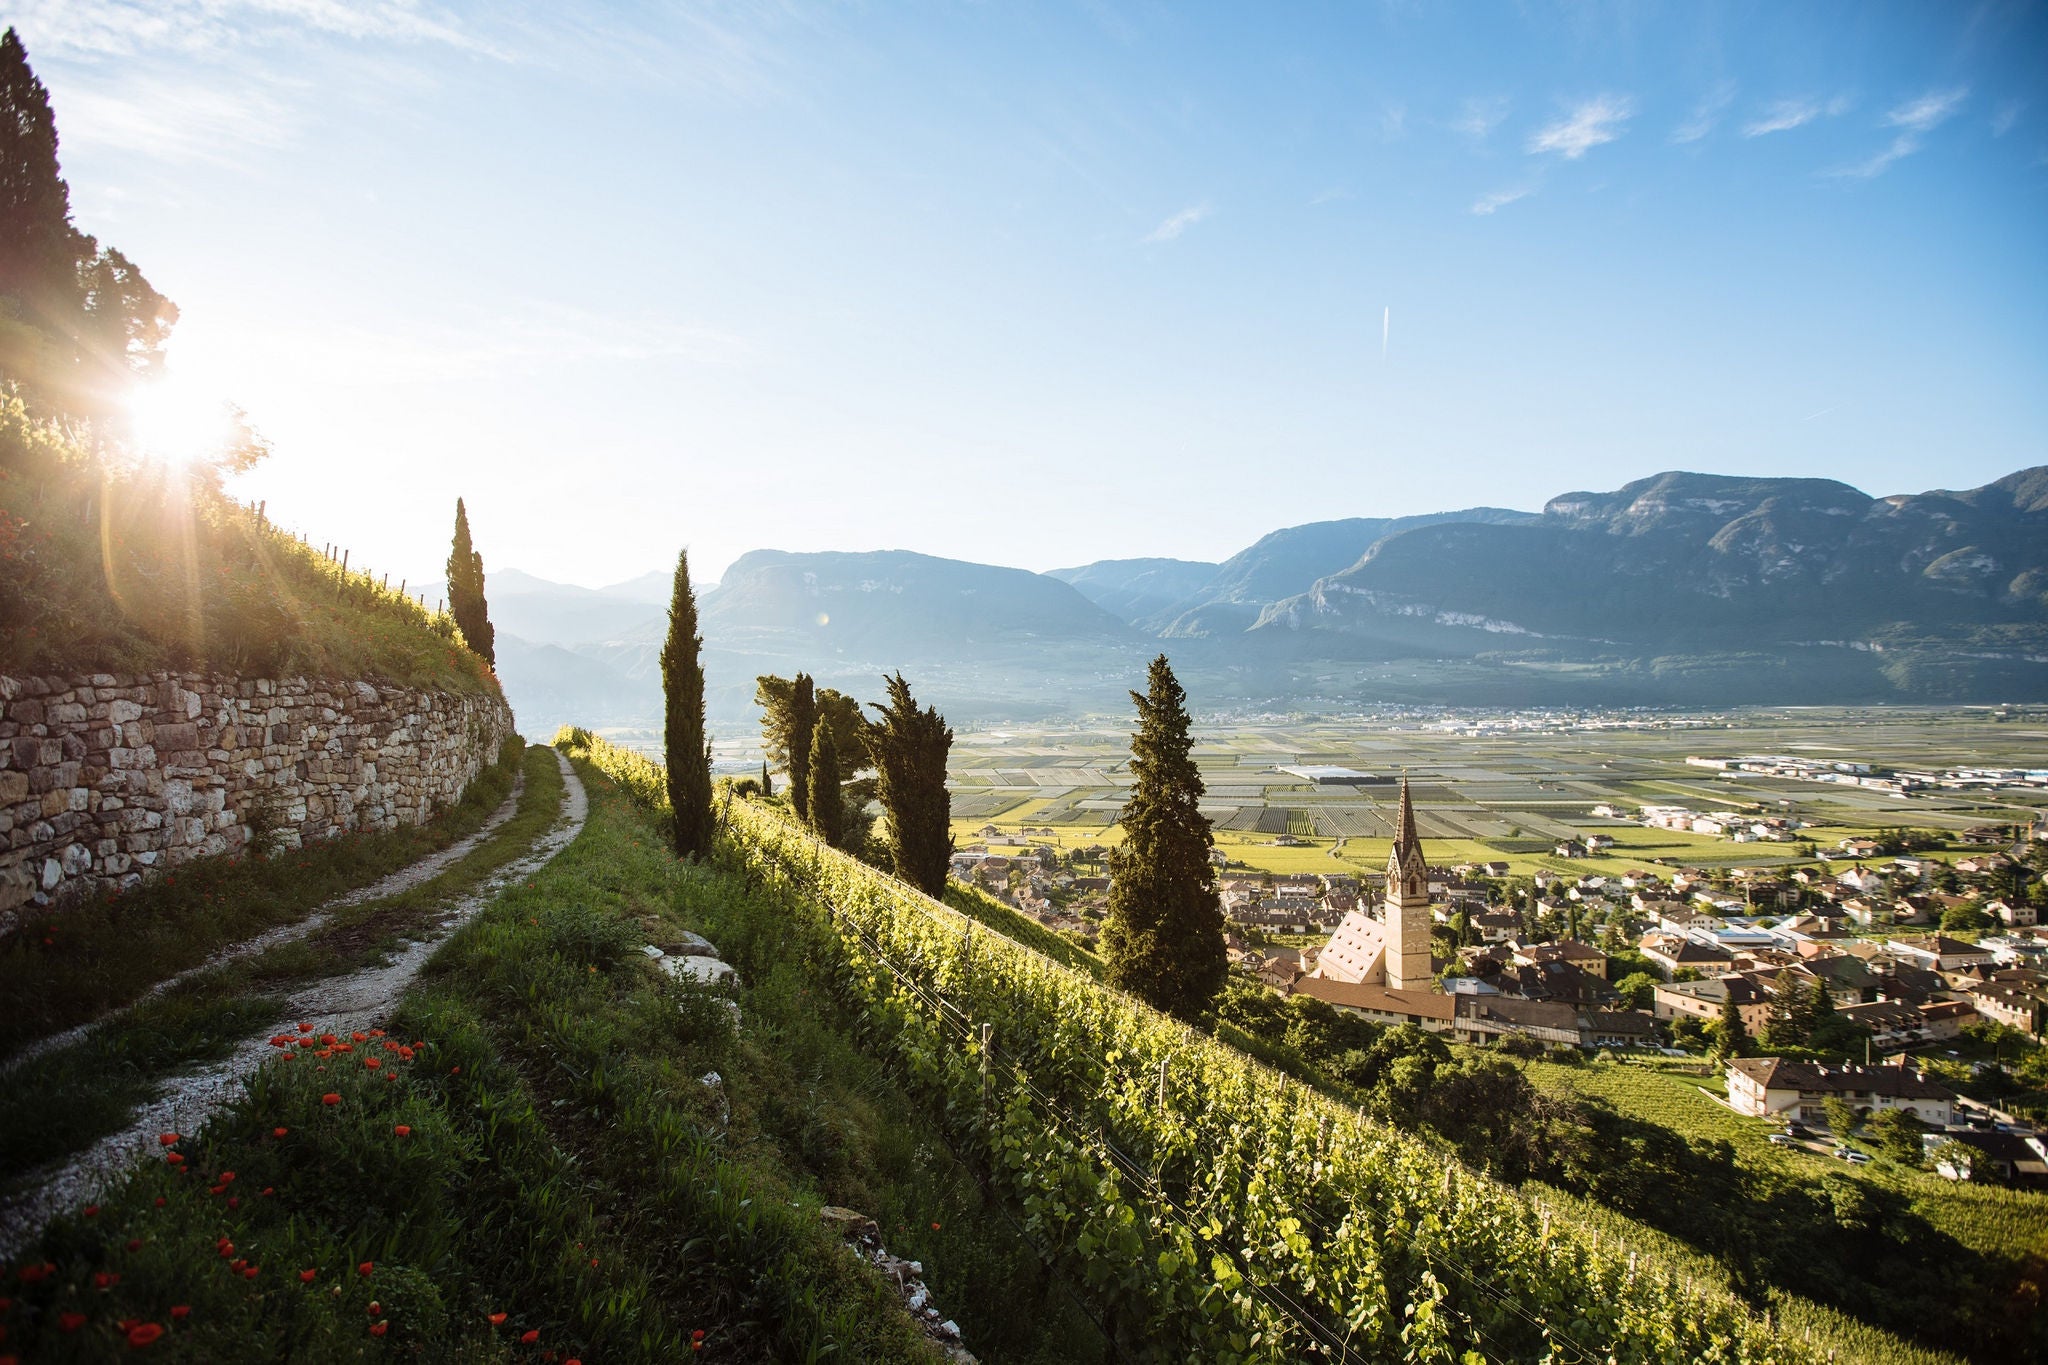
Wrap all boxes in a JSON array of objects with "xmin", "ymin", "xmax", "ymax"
[{"xmin": 943, "ymin": 707, "xmax": 2048, "ymax": 878}]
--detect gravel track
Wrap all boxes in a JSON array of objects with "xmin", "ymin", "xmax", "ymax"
[{"xmin": 0, "ymin": 751, "xmax": 588, "ymax": 1260}]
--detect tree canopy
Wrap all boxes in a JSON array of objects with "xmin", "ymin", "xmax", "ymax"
[
  {"xmin": 446, "ymin": 498, "xmax": 495, "ymax": 666},
  {"xmin": 865, "ymin": 672, "xmax": 952, "ymax": 898},
  {"xmin": 1100, "ymin": 655, "xmax": 1227, "ymax": 1019},
  {"xmin": 661, "ymin": 548, "xmax": 713, "ymax": 859}
]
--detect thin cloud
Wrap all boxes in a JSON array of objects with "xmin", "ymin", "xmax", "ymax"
[
  {"xmin": 1743, "ymin": 97, "xmax": 1822, "ymax": 137},
  {"xmin": 1528, "ymin": 95, "xmax": 1633, "ymax": 159},
  {"xmin": 1991, "ymin": 99, "xmax": 2023, "ymax": 137},
  {"xmin": 1379, "ymin": 101, "xmax": 1408, "ymax": 140},
  {"xmin": 1672, "ymin": 81, "xmax": 1736, "ymax": 143},
  {"xmin": 1471, "ymin": 185, "xmax": 1533, "ymax": 216},
  {"xmin": 1886, "ymin": 87, "xmax": 1969, "ymax": 133},
  {"xmin": 1830, "ymin": 88, "xmax": 1970, "ymax": 179},
  {"xmin": 1452, "ymin": 95, "xmax": 1510, "ymax": 140},
  {"xmin": 59, "ymin": 76, "xmax": 296, "ymax": 161},
  {"xmin": 13, "ymin": 0, "xmax": 508, "ymax": 60},
  {"xmin": 1143, "ymin": 203, "xmax": 1210, "ymax": 243}
]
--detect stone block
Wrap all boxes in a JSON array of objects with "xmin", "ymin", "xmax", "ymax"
[{"xmin": 0, "ymin": 771, "xmax": 26, "ymax": 804}]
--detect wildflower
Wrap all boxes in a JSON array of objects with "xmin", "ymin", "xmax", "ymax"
[
  {"xmin": 157, "ymin": 1133, "xmax": 179, "ymax": 1146},
  {"xmin": 242, "ymin": 1265, "xmax": 259, "ymax": 1280},
  {"xmin": 126, "ymin": 1239, "xmax": 142, "ymax": 1252},
  {"xmin": 131, "ymin": 1323, "xmax": 171, "ymax": 1348},
  {"xmin": 298, "ymin": 1022, "xmax": 313, "ymax": 1033},
  {"xmin": 693, "ymin": 1330, "xmax": 705, "ymax": 1341},
  {"xmin": 300, "ymin": 1270, "xmax": 317, "ymax": 1283},
  {"xmin": 393, "ymin": 1125, "xmax": 412, "ymax": 1138},
  {"xmin": 521, "ymin": 1329, "xmax": 540, "ymax": 1344},
  {"xmin": 322, "ymin": 1093, "xmax": 341, "ymax": 1106},
  {"xmin": 450, "ymin": 1065, "xmax": 461, "ymax": 1075},
  {"xmin": 165, "ymin": 1153, "xmax": 184, "ymax": 1166},
  {"xmin": 94, "ymin": 1271, "xmax": 120, "ymax": 1289},
  {"xmin": 59, "ymin": 1312, "xmax": 87, "ymax": 1331},
  {"xmin": 352, "ymin": 1032, "xmax": 368, "ymax": 1043},
  {"xmin": 488, "ymin": 1312, "xmax": 507, "ymax": 1325},
  {"xmin": 321, "ymin": 1034, "xmax": 338, "ymax": 1045},
  {"xmin": 296, "ymin": 1039, "xmax": 315, "ymax": 1049},
  {"xmin": 260, "ymin": 1187, "xmax": 274, "ymax": 1197},
  {"xmin": 367, "ymin": 1301, "xmax": 381, "ymax": 1316},
  {"xmin": 228, "ymin": 1196, "xmax": 240, "ymax": 1208},
  {"xmin": 153, "ymin": 1198, "xmax": 165, "ymax": 1208},
  {"xmin": 369, "ymin": 1321, "xmax": 388, "ymax": 1337},
  {"xmin": 931, "ymin": 1222, "xmax": 941, "ymax": 1231},
  {"xmin": 364, "ymin": 1057, "xmax": 381, "ymax": 1069},
  {"xmin": 83, "ymin": 1205, "xmax": 100, "ymax": 1217},
  {"xmin": 219, "ymin": 1171, "xmax": 235, "ymax": 1183},
  {"xmin": 169, "ymin": 1306, "xmax": 189, "ymax": 1320},
  {"xmin": 273, "ymin": 1127, "xmax": 289, "ymax": 1138},
  {"xmin": 359, "ymin": 1262, "xmax": 374, "ymax": 1276}
]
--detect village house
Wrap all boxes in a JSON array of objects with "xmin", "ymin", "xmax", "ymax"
[
  {"xmin": 1638, "ymin": 931, "xmax": 1734, "ymax": 980},
  {"xmin": 1724, "ymin": 1057, "xmax": 1955, "ymax": 1128},
  {"xmin": 1653, "ymin": 974, "xmax": 1772, "ymax": 1035},
  {"xmin": 1886, "ymin": 935, "xmax": 1999, "ymax": 972}
]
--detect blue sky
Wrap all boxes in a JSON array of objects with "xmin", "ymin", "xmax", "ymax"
[{"xmin": 16, "ymin": 1, "xmax": 2048, "ymax": 589}]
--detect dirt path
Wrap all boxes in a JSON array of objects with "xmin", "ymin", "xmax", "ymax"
[
  {"xmin": 0, "ymin": 752, "xmax": 588, "ymax": 1260},
  {"xmin": 2, "ymin": 764, "xmax": 530, "ymax": 1081}
]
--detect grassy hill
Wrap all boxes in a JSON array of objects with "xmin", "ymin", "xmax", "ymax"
[{"xmin": 0, "ymin": 395, "xmax": 495, "ymax": 695}]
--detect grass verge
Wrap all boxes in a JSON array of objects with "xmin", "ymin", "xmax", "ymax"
[
  {"xmin": 1, "ymin": 754, "xmax": 1106, "ymax": 1362},
  {"xmin": 0, "ymin": 738, "xmax": 528, "ymax": 1062},
  {"xmin": 0, "ymin": 744, "xmax": 562, "ymax": 1192}
]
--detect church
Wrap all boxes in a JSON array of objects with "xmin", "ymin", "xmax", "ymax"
[{"xmin": 1292, "ymin": 780, "xmax": 1457, "ymax": 1029}]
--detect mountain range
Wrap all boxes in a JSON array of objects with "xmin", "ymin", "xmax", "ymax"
[{"xmin": 459, "ymin": 466, "xmax": 2048, "ymax": 739}]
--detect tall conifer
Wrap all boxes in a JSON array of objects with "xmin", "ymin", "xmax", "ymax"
[
  {"xmin": 1101, "ymin": 655, "xmax": 1226, "ymax": 1019},
  {"xmin": 0, "ymin": 29, "xmax": 79, "ymax": 320},
  {"xmin": 788, "ymin": 673, "xmax": 817, "ymax": 822},
  {"xmin": 760, "ymin": 760, "xmax": 773, "ymax": 798},
  {"xmin": 807, "ymin": 720, "xmax": 842, "ymax": 847},
  {"xmin": 446, "ymin": 498, "xmax": 496, "ymax": 666},
  {"xmin": 661, "ymin": 548, "xmax": 714, "ymax": 859},
  {"xmin": 867, "ymin": 671, "xmax": 953, "ymax": 898}
]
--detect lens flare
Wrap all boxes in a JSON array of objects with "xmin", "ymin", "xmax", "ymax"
[{"xmin": 125, "ymin": 380, "xmax": 232, "ymax": 469}]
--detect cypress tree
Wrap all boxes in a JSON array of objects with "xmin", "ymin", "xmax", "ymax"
[
  {"xmin": 867, "ymin": 671, "xmax": 953, "ymax": 898},
  {"xmin": 807, "ymin": 720, "xmax": 842, "ymax": 848},
  {"xmin": 0, "ymin": 29, "xmax": 80, "ymax": 325},
  {"xmin": 1101, "ymin": 655, "xmax": 1226, "ymax": 1019},
  {"xmin": 788, "ymin": 673, "xmax": 816, "ymax": 823},
  {"xmin": 1715, "ymin": 994, "xmax": 1750, "ymax": 1059},
  {"xmin": 660, "ymin": 548, "xmax": 714, "ymax": 859},
  {"xmin": 760, "ymin": 760, "xmax": 773, "ymax": 798},
  {"xmin": 446, "ymin": 498, "xmax": 496, "ymax": 666}
]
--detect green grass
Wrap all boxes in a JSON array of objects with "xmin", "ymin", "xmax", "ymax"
[
  {"xmin": 0, "ymin": 398, "xmax": 498, "ymax": 692},
  {"xmin": 0, "ymin": 744, "xmax": 564, "ymax": 1191},
  {"xmin": 943, "ymin": 880, "xmax": 1103, "ymax": 978},
  {"xmin": 0, "ymin": 739, "xmax": 528, "ymax": 1062},
  {"xmin": 2, "ymin": 754, "xmax": 1108, "ymax": 1363}
]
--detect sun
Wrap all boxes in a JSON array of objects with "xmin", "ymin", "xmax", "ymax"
[{"xmin": 123, "ymin": 377, "xmax": 234, "ymax": 470}]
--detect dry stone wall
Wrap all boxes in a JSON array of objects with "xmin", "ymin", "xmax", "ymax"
[{"xmin": 0, "ymin": 671, "xmax": 513, "ymax": 925}]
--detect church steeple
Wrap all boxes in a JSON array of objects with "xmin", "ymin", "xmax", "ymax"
[{"xmin": 1382, "ymin": 778, "xmax": 1434, "ymax": 990}]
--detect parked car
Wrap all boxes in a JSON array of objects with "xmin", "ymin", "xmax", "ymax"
[
  {"xmin": 1785, "ymin": 1122, "xmax": 1814, "ymax": 1139},
  {"xmin": 1833, "ymin": 1147, "xmax": 1872, "ymax": 1164},
  {"xmin": 1767, "ymin": 1133, "xmax": 1794, "ymax": 1146}
]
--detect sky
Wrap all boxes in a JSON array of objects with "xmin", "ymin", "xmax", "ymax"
[{"xmin": 14, "ymin": 0, "xmax": 2048, "ymax": 590}]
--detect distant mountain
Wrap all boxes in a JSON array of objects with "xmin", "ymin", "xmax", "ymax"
[
  {"xmin": 1147, "ymin": 508, "xmax": 1539, "ymax": 636},
  {"xmin": 597, "ymin": 567, "xmax": 682, "ymax": 605},
  {"xmin": 414, "ymin": 569, "xmax": 663, "ymax": 648},
  {"xmin": 1046, "ymin": 558, "xmax": 1218, "ymax": 625},
  {"xmin": 1247, "ymin": 468, "xmax": 2048, "ymax": 696}
]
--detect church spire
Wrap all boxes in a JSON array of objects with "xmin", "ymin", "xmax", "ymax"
[{"xmin": 1394, "ymin": 777, "xmax": 1418, "ymax": 851}]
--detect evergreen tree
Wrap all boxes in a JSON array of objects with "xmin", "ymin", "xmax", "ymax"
[
  {"xmin": 866, "ymin": 671, "xmax": 953, "ymax": 898},
  {"xmin": 660, "ymin": 548, "xmax": 713, "ymax": 859},
  {"xmin": 760, "ymin": 760, "xmax": 773, "ymax": 798},
  {"xmin": 1101, "ymin": 655, "xmax": 1227, "ymax": 1019},
  {"xmin": 807, "ymin": 720, "xmax": 842, "ymax": 847},
  {"xmin": 1714, "ymin": 994, "xmax": 1750, "ymax": 1059},
  {"xmin": 788, "ymin": 673, "xmax": 816, "ymax": 822},
  {"xmin": 0, "ymin": 28, "xmax": 79, "ymax": 327},
  {"xmin": 445, "ymin": 498, "xmax": 496, "ymax": 666}
]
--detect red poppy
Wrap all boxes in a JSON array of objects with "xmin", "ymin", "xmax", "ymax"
[
  {"xmin": 299, "ymin": 1269, "xmax": 317, "ymax": 1283},
  {"xmin": 322, "ymin": 1093, "xmax": 341, "ymax": 1106},
  {"xmin": 169, "ymin": 1306, "xmax": 189, "ymax": 1320},
  {"xmin": 352, "ymin": 1031, "xmax": 368, "ymax": 1043},
  {"xmin": 245, "ymin": 1266, "xmax": 260, "ymax": 1279},
  {"xmin": 83, "ymin": 1205, "xmax": 100, "ymax": 1217},
  {"xmin": 153, "ymin": 1197, "xmax": 165, "ymax": 1207},
  {"xmin": 227, "ymin": 1196, "xmax": 240, "ymax": 1209},
  {"xmin": 126, "ymin": 1239, "xmax": 142, "ymax": 1252},
  {"xmin": 59, "ymin": 1311, "xmax": 87, "ymax": 1331},
  {"xmin": 127, "ymin": 1322, "xmax": 165, "ymax": 1348},
  {"xmin": 521, "ymin": 1329, "xmax": 540, "ymax": 1344},
  {"xmin": 358, "ymin": 1262, "xmax": 374, "ymax": 1276},
  {"xmin": 260, "ymin": 1187, "xmax": 274, "ymax": 1197},
  {"xmin": 488, "ymin": 1312, "xmax": 506, "ymax": 1325},
  {"xmin": 273, "ymin": 1127, "xmax": 289, "ymax": 1138},
  {"xmin": 450, "ymin": 1065, "xmax": 461, "ymax": 1074},
  {"xmin": 369, "ymin": 1321, "xmax": 388, "ymax": 1337},
  {"xmin": 298, "ymin": 1022, "xmax": 313, "ymax": 1033},
  {"xmin": 367, "ymin": 1301, "xmax": 381, "ymax": 1316},
  {"xmin": 165, "ymin": 1153, "xmax": 184, "ymax": 1166},
  {"xmin": 321, "ymin": 1034, "xmax": 338, "ymax": 1045},
  {"xmin": 364, "ymin": 1057, "xmax": 381, "ymax": 1069},
  {"xmin": 208, "ymin": 1185, "xmax": 226, "ymax": 1196},
  {"xmin": 219, "ymin": 1171, "xmax": 235, "ymax": 1183},
  {"xmin": 393, "ymin": 1125, "xmax": 412, "ymax": 1138},
  {"xmin": 297, "ymin": 1039, "xmax": 315, "ymax": 1049},
  {"xmin": 157, "ymin": 1133, "xmax": 178, "ymax": 1146},
  {"xmin": 692, "ymin": 1330, "xmax": 705, "ymax": 1341},
  {"xmin": 94, "ymin": 1271, "xmax": 120, "ymax": 1289}
]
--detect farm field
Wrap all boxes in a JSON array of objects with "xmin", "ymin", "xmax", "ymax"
[{"xmin": 946, "ymin": 707, "xmax": 2048, "ymax": 880}]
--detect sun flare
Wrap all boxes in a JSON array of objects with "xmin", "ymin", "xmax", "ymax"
[{"xmin": 124, "ymin": 378, "xmax": 233, "ymax": 470}]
